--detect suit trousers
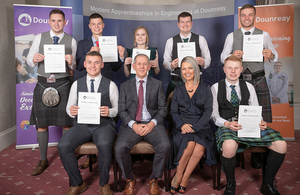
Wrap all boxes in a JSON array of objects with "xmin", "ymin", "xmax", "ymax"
[
  {"xmin": 115, "ymin": 124, "xmax": 170, "ymax": 179},
  {"xmin": 58, "ymin": 122, "xmax": 116, "ymax": 186}
]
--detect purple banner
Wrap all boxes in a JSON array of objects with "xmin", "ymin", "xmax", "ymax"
[{"xmin": 14, "ymin": 4, "xmax": 72, "ymax": 148}]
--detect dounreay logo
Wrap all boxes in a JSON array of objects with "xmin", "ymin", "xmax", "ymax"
[{"xmin": 18, "ymin": 13, "xmax": 32, "ymax": 26}]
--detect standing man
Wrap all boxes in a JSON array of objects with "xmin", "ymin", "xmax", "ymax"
[
  {"xmin": 220, "ymin": 4, "xmax": 278, "ymax": 123},
  {"xmin": 268, "ymin": 62, "xmax": 289, "ymax": 104},
  {"xmin": 115, "ymin": 54, "xmax": 170, "ymax": 195},
  {"xmin": 75, "ymin": 13, "xmax": 125, "ymax": 81},
  {"xmin": 58, "ymin": 51, "xmax": 118, "ymax": 195},
  {"xmin": 211, "ymin": 56, "xmax": 287, "ymax": 195},
  {"xmin": 27, "ymin": 9, "xmax": 77, "ymax": 176},
  {"xmin": 163, "ymin": 11, "xmax": 211, "ymax": 96}
]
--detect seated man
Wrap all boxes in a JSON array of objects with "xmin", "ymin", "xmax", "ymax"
[
  {"xmin": 115, "ymin": 54, "xmax": 170, "ymax": 195},
  {"xmin": 211, "ymin": 56, "xmax": 287, "ymax": 195},
  {"xmin": 58, "ymin": 51, "xmax": 118, "ymax": 195}
]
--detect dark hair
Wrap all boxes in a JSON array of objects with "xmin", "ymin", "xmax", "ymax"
[
  {"xmin": 240, "ymin": 4, "xmax": 256, "ymax": 15},
  {"xmin": 15, "ymin": 58, "xmax": 22, "ymax": 71},
  {"xmin": 49, "ymin": 9, "xmax": 65, "ymax": 20},
  {"xmin": 86, "ymin": 51, "xmax": 103, "ymax": 60},
  {"xmin": 178, "ymin": 12, "xmax": 192, "ymax": 22},
  {"xmin": 89, "ymin": 13, "xmax": 104, "ymax": 22}
]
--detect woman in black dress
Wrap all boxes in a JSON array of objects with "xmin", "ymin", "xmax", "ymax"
[{"xmin": 169, "ymin": 56, "xmax": 216, "ymax": 194}]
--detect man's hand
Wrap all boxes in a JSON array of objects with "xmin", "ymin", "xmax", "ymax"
[
  {"xmin": 33, "ymin": 53, "xmax": 44, "ymax": 64},
  {"xmin": 259, "ymin": 120, "xmax": 267, "ymax": 131},
  {"xmin": 70, "ymin": 105, "xmax": 79, "ymax": 116},
  {"xmin": 196, "ymin": 57, "xmax": 205, "ymax": 67},
  {"xmin": 224, "ymin": 121, "xmax": 242, "ymax": 132},
  {"xmin": 100, "ymin": 106, "xmax": 109, "ymax": 117},
  {"xmin": 181, "ymin": 123, "xmax": 194, "ymax": 134},
  {"xmin": 232, "ymin": 50, "xmax": 244, "ymax": 59},
  {"xmin": 171, "ymin": 58, "xmax": 179, "ymax": 70},
  {"xmin": 140, "ymin": 121, "xmax": 155, "ymax": 136},
  {"xmin": 132, "ymin": 123, "xmax": 146, "ymax": 136},
  {"xmin": 89, "ymin": 46, "xmax": 100, "ymax": 52},
  {"xmin": 65, "ymin": 54, "xmax": 73, "ymax": 65},
  {"xmin": 262, "ymin": 49, "xmax": 273, "ymax": 59},
  {"xmin": 117, "ymin": 46, "xmax": 125, "ymax": 59},
  {"xmin": 124, "ymin": 57, "xmax": 133, "ymax": 66}
]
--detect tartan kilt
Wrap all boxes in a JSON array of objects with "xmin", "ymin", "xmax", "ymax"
[
  {"xmin": 215, "ymin": 126, "xmax": 284, "ymax": 153},
  {"xmin": 30, "ymin": 78, "xmax": 73, "ymax": 128},
  {"xmin": 248, "ymin": 76, "xmax": 272, "ymax": 123}
]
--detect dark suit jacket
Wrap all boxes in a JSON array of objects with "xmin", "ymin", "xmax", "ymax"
[
  {"xmin": 119, "ymin": 76, "xmax": 167, "ymax": 126},
  {"xmin": 75, "ymin": 36, "xmax": 123, "ymax": 81}
]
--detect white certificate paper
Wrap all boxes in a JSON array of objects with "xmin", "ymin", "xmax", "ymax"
[
  {"xmin": 238, "ymin": 105, "xmax": 262, "ymax": 138},
  {"xmin": 242, "ymin": 34, "xmax": 263, "ymax": 62},
  {"xmin": 99, "ymin": 36, "xmax": 118, "ymax": 62},
  {"xmin": 78, "ymin": 92, "xmax": 101, "ymax": 124},
  {"xmin": 177, "ymin": 42, "xmax": 196, "ymax": 67},
  {"xmin": 44, "ymin": 44, "xmax": 65, "ymax": 73},
  {"xmin": 130, "ymin": 49, "xmax": 151, "ymax": 75}
]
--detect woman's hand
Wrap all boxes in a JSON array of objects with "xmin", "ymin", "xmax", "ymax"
[{"xmin": 181, "ymin": 124, "xmax": 194, "ymax": 134}]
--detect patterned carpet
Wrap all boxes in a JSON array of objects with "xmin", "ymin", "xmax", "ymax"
[{"xmin": 0, "ymin": 131, "xmax": 300, "ymax": 195}]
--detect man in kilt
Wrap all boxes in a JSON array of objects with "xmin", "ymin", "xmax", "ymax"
[
  {"xmin": 26, "ymin": 9, "xmax": 77, "ymax": 176},
  {"xmin": 211, "ymin": 56, "xmax": 287, "ymax": 195}
]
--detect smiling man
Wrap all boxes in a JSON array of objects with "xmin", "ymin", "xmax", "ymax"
[
  {"xmin": 58, "ymin": 51, "xmax": 118, "ymax": 195},
  {"xmin": 163, "ymin": 11, "xmax": 211, "ymax": 96},
  {"xmin": 26, "ymin": 8, "xmax": 77, "ymax": 176}
]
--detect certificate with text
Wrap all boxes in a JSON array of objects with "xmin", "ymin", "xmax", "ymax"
[
  {"xmin": 44, "ymin": 44, "xmax": 65, "ymax": 73},
  {"xmin": 238, "ymin": 105, "xmax": 262, "ymax": 138},
  {"xmin": 130, "ymin": 49, "xmax": 151, "ymax": 75},
  {"xmin": 99, "ymin": 36, "xmax": 118, "ymax": 62},
  {"xmin": 78, "ymin": 92, "xmax": 101, "ymax": 124},
  {"xmin": 177, "ymin": 42, "xmax": 196, "ymax": 67},
  {"xmin": 242, "ymin": 34, "xmax": 263, "ymax": 62}
]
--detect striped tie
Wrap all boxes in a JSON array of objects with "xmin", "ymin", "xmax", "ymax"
[{"xmin": 230, "ymin": 85, "xmax": 239, "ymax": 107}]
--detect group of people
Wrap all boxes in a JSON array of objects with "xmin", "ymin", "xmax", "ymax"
[{"xmin": 25, "ymin": 4, "xmax": 287, "ymax": 195}]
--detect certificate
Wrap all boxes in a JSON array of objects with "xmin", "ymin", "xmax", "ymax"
[
  {"xmin": 130, "ymin": 49, "xmax": 151, "ymax": 75},
  {"xmin": 99, "ymin": 36, "xmax": 118, "ymax": 62},
  {"xmin": 242, "ymin": 34, "xmax": 263, "ymax": 62},
  {"xmin": 177, "ymin": 42, "xmax": 196, "ymax": 67},
  {"xmin": 44, "ymin": 45, "xmax": 65, "ymax": 73},
  {"xmin": 77, "ymin": 92, "xmax": 101, "ymax": 124},
  {"xmin": 238, "ymin": 105, "xmax": 262, "ymax": 138}
]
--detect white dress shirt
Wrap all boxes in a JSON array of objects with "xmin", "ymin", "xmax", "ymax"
[
  {"xmin": 220, "ymin": 27, "xmax": 278, "ymax": 64},
  {"xmin": 27, "ymin": 30, "xmax": 77, "ymax": 70},
  {"xmin": 163, "ymin": 32, "xmax": 211, "ymax": 71},
  {"xmin": 66, "ymin": 74, "xmax": 119, "ymax": 118},
  {"xmin": 211, "ymin": 79, "xmax": 259, "ymax": 127}
]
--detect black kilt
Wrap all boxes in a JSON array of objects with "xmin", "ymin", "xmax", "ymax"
[{"xmin": 30, "ymin": 77, "xmax": 73, "ymax": 128}]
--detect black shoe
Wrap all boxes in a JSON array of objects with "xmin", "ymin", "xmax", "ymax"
[
  {"xmin": 260, "ymin": 183, "xmax": 281, "ymax": 195},
  {"xmin": 224, "ymin": 181, "xmax": 235, "ymax": 195},
  {"xmin": 251, "ymin": 153, "xmax": 262, "ymax": 169}
]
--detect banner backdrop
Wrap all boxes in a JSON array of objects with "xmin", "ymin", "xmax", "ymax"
[
  {"xmin": 238, "ymin": 4, "xmax": 295, "ymax": 140},
  {"xmin": 14, "ymin": 5, "xmax": 73, "ymax": 149}
]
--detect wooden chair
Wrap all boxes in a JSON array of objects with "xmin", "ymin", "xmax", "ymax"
[
  {"xmin": 216, "ymin": 147, "xmax": 268, "ymax": 190},
  {"xmin": 74, "ymin": 142, "xmax": 119, "ymax": 192}
]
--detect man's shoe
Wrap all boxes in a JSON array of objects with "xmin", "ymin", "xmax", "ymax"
[
  {"xmin": 31, "ymin": 160, "xmax": 49, "ymax": 176},
  {"xmin": 79, "ymin": 156, "xmax": 97, "ymax": 169},
  {"xmin": 224, "ymin": 181, "xmax": 235, "ymax": 195},
  {"xmin": 149, "ymin": 178, "xmax": 159, "ymax": 195},
  {"xmin": 99, "ymin": 184, "xmax": 113, "ymax": 195},
  {"xmin": 65, "ymin": 181, "xmax": 87, "ymax": 195},
  {"xmin": 260, "ymin": 183, "xmax": 281, "ymax": 195},
  {"xmin": 124, "ymin": 179, "xmax": 136, "ymax": 195}
]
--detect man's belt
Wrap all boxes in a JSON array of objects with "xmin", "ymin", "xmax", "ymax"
[
  {"xmin": 38, "ymin": 76, "xmax": 70, "ymax": 83},
  {"xmin": 241, "ymin": 70, "xmax": 265, "ymax": 81}
]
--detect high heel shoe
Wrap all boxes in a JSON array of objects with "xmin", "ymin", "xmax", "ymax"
[
  {"xmin": 178, "ymin": 185, "xmax": 187, "ymax": 194},
  {"xmin": 169, "ymin": 173, "xmax": 179, "ymax": 194}
]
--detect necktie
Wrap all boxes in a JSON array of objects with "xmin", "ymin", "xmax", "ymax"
[
  {"xmin": 183, "ymin": 38, "xmax": 189, "ymax": 42},
  {"xmin": 244, "ymin": 31, "xmax": 251, "ymax": 35},
  {"xmin": 90, "ymin": 79, "xmax": 95, "ymax": 92},
  {"xmin": 95, "ymin": 41, "xmax": 99, "ymax": 47},
  {"xmin": 230, "ymin": 85, "xmax": 239, "ymax": 107},
  {"xmin": 135, "ymin": 80, "xmax": 144, "ymax": 122},
  {"xmin": 53, "ymin": 36, "xmax": 59, "ymax": 44}
]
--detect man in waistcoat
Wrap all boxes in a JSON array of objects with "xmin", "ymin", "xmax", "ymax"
[
  {"xmin": 163, "ymin": 11, "xmax": 211, "ymax": 96},
  {"xmin": 58, "ymin": 51, "xmax": 118, "ymax": 195},
  {"xmin": 26, "ymin": 9, "xmax": 77, "ymax": 176},
  {"xmin": 211, "ymin": 56, "xmax": 286, "ymax": 195}
]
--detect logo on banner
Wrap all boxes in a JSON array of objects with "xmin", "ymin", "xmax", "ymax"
[
  {"xmin": 20, "ymin": 120, "xmax": 30, "ymax": 130},
  {"xmin": 18, "ymin": 13, "xmax": 32, "ymax": 26}
]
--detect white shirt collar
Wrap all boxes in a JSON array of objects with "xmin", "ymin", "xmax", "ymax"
[
  {"xmin": 135, "ymin": 75, "xmax": 148, "ymax": 84},
  {"xmin": 225, "ymin": 78, "xmax": 239, "ymax": 88},
  {"xmin": 241, "ymin": 27, "xmax": 255, "ymax": 34},
  {"xmin": 50, "ymin": 30, "xmax": 65, "ymax": 40},
  {"xmin": 180, "ymin": 33, "xmax": 192, "ymax": 41},
  {"xmin": 87, "ymin": 74, "xmax": 102, "ymax": 83}
]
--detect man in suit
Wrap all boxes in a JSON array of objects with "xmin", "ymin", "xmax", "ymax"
[
  {"xmin": 58, "ymin": 51, "xmax": 118, "ymax": 195},
  {"xmin": 75, "ymin": 13, "xmax": 125, "ymax": 81},
  {"xmin": 115, "ymin": 54, "xmax": 170, "ymax": 195}
]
